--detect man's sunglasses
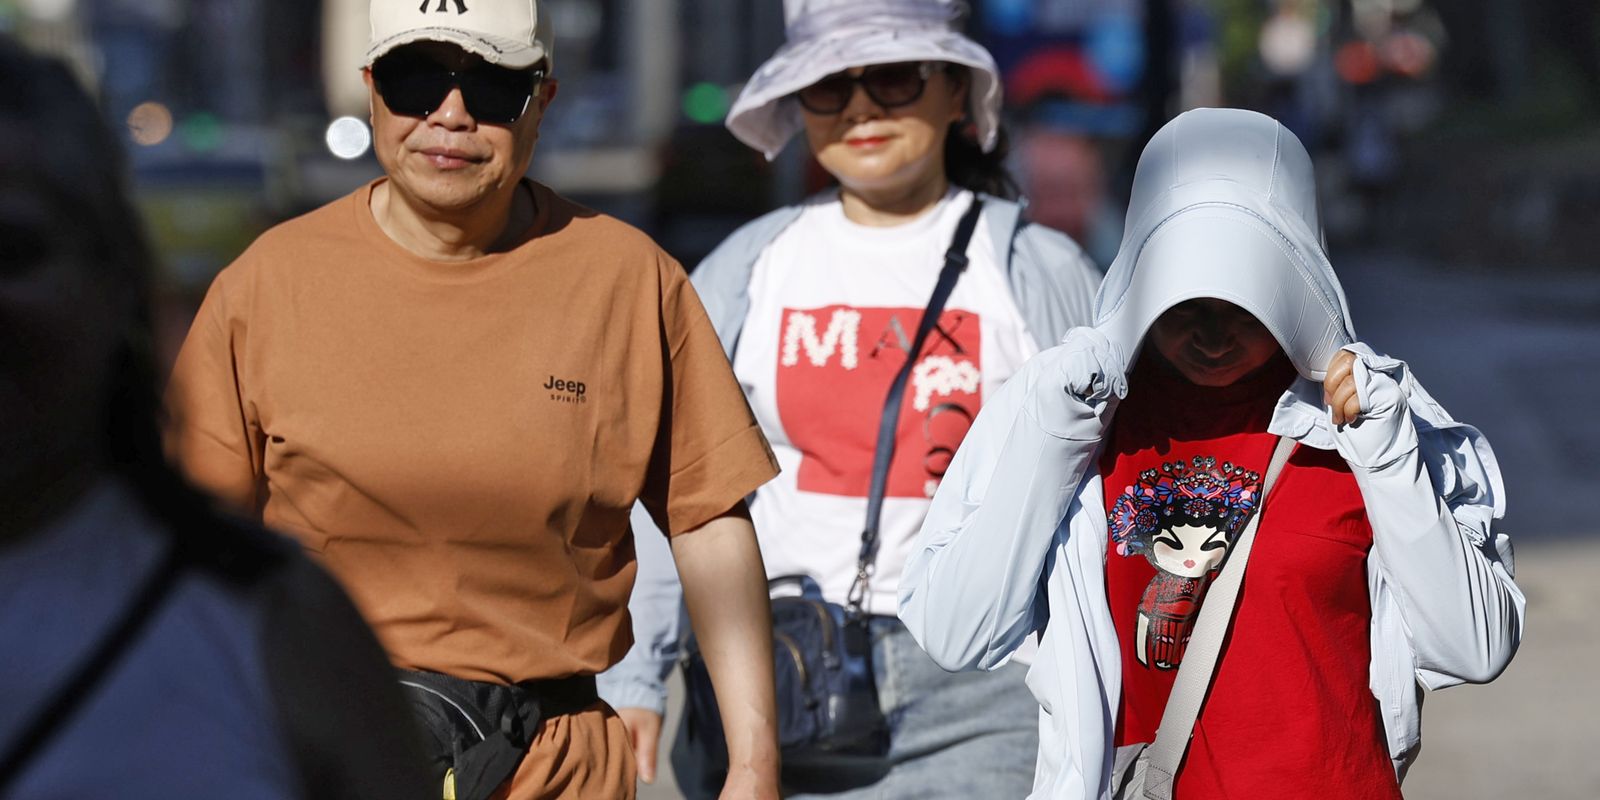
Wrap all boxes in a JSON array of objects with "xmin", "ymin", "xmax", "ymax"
[
  {"xmin": 372, "ymin": 54, "xmax": 546, "ymax": 125},
  {"xmin": 794, "ymin": 62, "xmax": 940, "ymax": 115}
]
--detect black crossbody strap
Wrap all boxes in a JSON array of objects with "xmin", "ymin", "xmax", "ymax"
[
  {"xmin": 848, "ymin": 196, "xmax": 985, "ymax": 614},
  {"xmin": 0, "ymin": 543, "xmax": 183, "ymax": 786}
]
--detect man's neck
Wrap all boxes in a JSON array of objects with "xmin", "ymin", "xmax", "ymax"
[{"xmin": 371, "ymin": 180, "xmax": 535, "ymax": 261}]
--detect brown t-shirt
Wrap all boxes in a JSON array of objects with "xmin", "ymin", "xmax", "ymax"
[{"xmin": 167, "ymin": 179, "xmax": 778, "ymax": 684}]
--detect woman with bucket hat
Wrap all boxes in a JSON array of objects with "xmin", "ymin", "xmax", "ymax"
[{"xmin": 599, "ymin": 1, "xmax": 1102, "ymax": 796}]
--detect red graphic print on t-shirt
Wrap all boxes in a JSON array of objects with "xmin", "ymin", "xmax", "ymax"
[
  {"xmin": 1108, "ymin": 455, "xmax": 1264, "ymax": 670},
  {"xmin": 776, "ymin": 305, "xmax": 982, "ymax": 498}
]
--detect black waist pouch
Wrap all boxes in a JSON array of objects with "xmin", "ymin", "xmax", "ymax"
[{"xmin": 396, "ymin": 669, "xmax": 597, "ymax": 800}]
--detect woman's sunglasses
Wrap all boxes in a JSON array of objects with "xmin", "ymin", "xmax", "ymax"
[
  {"xmin": 372, "ymin": 54, "xmax": 546, "ymax": 125},
  {"xmin": 794, "ymin": 62, "xmax": 940, "ymax": 115}
]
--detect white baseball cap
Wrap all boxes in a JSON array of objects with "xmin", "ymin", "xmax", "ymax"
[{"xmin": 365, "ymin": 0, "xmax": 554, "ymax": 71}]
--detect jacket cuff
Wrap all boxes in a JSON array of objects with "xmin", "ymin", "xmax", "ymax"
[
  {"xmin": 1333, "ymin": 344, "xmax": 1419, "ymax": 472},
  {"xmin": 595, "ymin": 673, "xmax": 668, "ymax": 716}
]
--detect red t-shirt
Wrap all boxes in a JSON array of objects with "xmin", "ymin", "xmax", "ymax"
[{"xmin": 1101, "ymin": 352, "xmax": 1401, "ymax": 799}]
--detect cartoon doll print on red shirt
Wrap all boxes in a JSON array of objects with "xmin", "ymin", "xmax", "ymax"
[{"xmin": 1108, "ymin": 456, "xmax": 1264, "ymax": 669}]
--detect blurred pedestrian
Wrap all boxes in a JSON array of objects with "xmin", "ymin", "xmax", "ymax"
[
  {"xmin": 601, "ymin": 1, "xmax": 1101, "ymax": 797},
  {"xmin": 1016, "ymin": 127, "xmax": 1122, "ymax": 268},
  {"xmin": 164, "ymin": 1, "xmax": 783, "ymax": 798},
  {"xmin": 0, "ymin": 37, "xmax": 431, "ymax": 799},
  {"xmin": 900, "ymin": 108, "xmax": 1524, "ymax": 798}
]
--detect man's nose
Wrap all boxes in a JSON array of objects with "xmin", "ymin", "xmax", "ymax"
[{"xmin": 427, "ymin": 86, "xmax": 474, "ymax": 129}]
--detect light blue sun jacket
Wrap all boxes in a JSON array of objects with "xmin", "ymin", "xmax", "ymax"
[{"xmin": 898, "ymin": 109, "xmax": 1525, "ymax": 799}]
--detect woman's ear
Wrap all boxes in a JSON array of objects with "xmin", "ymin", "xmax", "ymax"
[{"xmin": 947, "ymin": 67, "xmax": 971, "ymax": 125}]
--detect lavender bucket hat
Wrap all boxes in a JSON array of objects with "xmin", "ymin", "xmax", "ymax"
[{"xmin": 726, "ymin": 0, "xmax": 1003, "ymax": 160}]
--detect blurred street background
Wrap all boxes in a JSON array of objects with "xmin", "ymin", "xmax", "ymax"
[{"xmin": 5, "ymin": 0, "xmax": 1596, "ymax": 795}]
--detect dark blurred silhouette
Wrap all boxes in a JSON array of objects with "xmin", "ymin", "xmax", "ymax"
[{"xmin": 0, "ymin": 36, "xmax": 431, "ymax": 799}]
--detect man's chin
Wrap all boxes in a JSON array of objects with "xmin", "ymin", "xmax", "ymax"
[{"xmin": 396, "ymin": 172, "xmax": 496, "ymax": 214}]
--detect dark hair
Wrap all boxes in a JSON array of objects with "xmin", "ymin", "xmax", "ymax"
[
  {"xmin": 0, "ymin": 37, "xmax": 280, "ymax": 571},
  {"xmin": 943, "ymin": 65, "xmax": 1020, "ymax": 200}
]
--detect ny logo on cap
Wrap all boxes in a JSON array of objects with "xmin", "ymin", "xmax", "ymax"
[{"xmin": 420, "ymin": 0, "xmax": 468, "ymax": 13}]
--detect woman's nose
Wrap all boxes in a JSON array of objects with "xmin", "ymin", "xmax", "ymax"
[
  {"xmin": 1191, "ymin": 323, "xmax": 1234, "ymax": 355},
  {"xmin": 840, "ymin": 83, "xmax": 884, "ymax": 122}
]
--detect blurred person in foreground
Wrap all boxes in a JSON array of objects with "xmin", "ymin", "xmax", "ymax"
[
  {"xmin": 0, "ymin": 38, "xmax": 430, "ymax": 798},
  {"xmin": 900, "ymin": 108, "xmax": 1524, "ymax": 798},
  {"xmin": 164, "ymin": 1, "xmax": 783, "ymax": 798},
  {"xmin": 600, "ymin": 1, "xmax": 1101, "ymax": 796}
]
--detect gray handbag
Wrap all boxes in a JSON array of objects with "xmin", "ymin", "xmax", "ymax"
[{"xmin": 1112, "ymin": 436, "xmax": 1294, "ymax": 800}]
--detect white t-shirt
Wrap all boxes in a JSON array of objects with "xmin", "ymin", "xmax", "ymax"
[{"xmin": 734, "ymin": 189, "xmax": 1040, "ymax": 615}]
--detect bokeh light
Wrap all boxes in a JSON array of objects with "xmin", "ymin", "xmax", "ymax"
[
  {"xmin": 126, "ymin": 101, "xmax": 174, "ymax": 147},
  {"xmin": 1335, "ymin": 40, "xmax": 1382, "ymax": 85},
  {"xmin": 1259, "ymin": 12, "xmax": 1317, "ymax": 77},
  {"xmin": 179, "ymin": 112, "xmax": 225, "ymax": 153},
  {"xmin": 18, "ymin": 0, "xmax": 74, "ymax": 23},
  {"xmin": 325, "ymin": 116, "xmax": 372, "ymax": 160},
  {"xmin": 682, "ymin": 82, "xmax": 730, "ymax": 125}
]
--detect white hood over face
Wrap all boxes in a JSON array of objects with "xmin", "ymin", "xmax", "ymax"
[{"xmin": 1094, "ymin": 108, "xmax": 1356, "ymax": 381}]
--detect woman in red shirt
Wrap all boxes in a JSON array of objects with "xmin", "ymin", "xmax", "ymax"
[{"xmin": 899, "ymin": 107, "xmax": 1524, "ymax": 798}]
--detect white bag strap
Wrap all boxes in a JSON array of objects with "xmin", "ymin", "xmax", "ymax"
[{"xmin": 1142, "ymin": 435, "xmax": 1296, "ymax": 800}]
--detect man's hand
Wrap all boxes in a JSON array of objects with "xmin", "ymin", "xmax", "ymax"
[{"xmin": 615, "ymin": 707, "xmax": 663, "ymax": 784}]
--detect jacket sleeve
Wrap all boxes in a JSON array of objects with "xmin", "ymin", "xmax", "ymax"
[
  {"xmin": 685, "ymin": 204, "xmax": 804, "ymax": 357},
  {"xmin": 1334, "ymin": 345, "xmax": 1525, "ymax": 689},
  {"xmin": 596, "ymin": 504, "xmax": 682, "ymax": 714},
  {"xmin": 1009, "ymin": 221, "xmax": 1104, "ymax": 347},
  {"xmin": 899, "ymin": 330, "xmax": 1124, "ymax": 671}
]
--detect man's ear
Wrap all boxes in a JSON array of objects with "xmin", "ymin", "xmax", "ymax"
[
  {"xmin": 362, "ymin": 68, "xmax": 376, "ymax": 120},
  {"xmin": 536, "ymin": 77, "xmax": 559, "ymax": 114}
]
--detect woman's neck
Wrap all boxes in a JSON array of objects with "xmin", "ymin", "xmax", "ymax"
[{"xmin": 838, "ymin": 171, "xmax": 952, "ymax": 227}]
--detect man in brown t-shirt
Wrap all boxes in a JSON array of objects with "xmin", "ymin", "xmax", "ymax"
[{"xmin": 165, "ymin": 2, "xmax": 782, "ymax": 798}]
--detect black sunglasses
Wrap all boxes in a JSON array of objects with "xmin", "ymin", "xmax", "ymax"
[
  {"xmin": 372, "ymin": 54, "xmax": 546, "ymax": 125},
  {"xmin": 794, "ymin": 62, "xmax": 940, "ymax": 115}
]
